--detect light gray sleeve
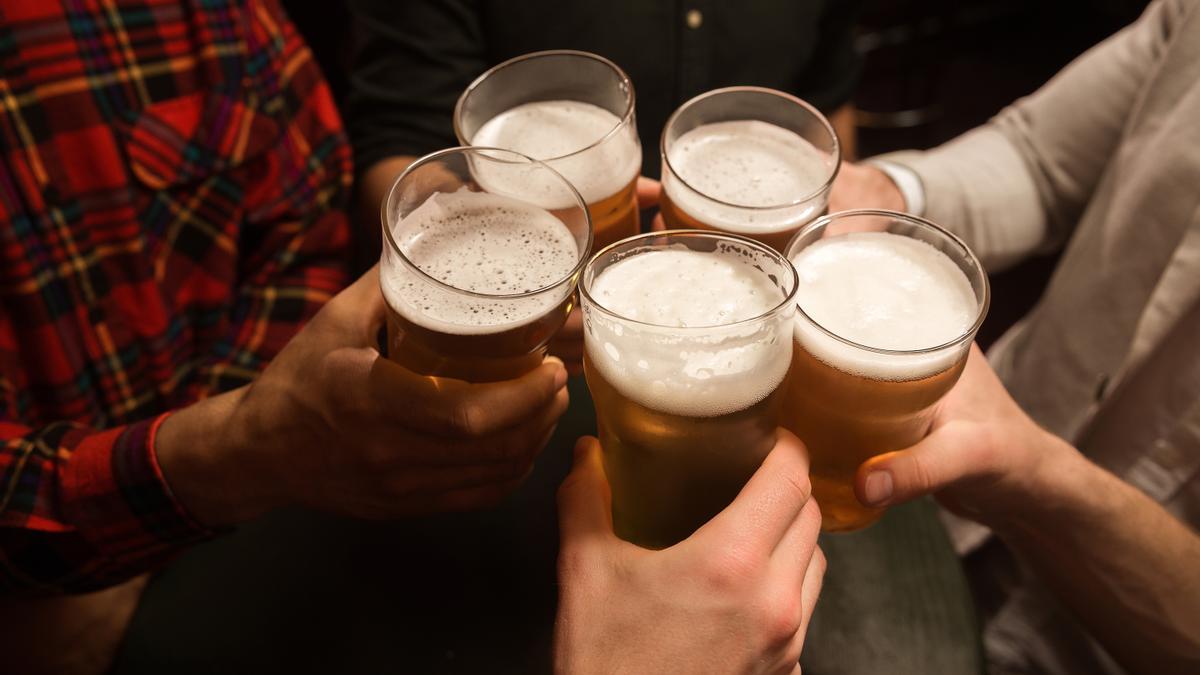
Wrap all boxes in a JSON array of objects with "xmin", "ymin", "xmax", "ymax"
[{"xmin": 878, "ymin": 0, "xmax": 1179, "ymax": 271}]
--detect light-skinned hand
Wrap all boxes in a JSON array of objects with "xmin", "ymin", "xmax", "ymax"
[{"xmin": 555, "ymin": 432, "xmax": 824, "ymax": 675}]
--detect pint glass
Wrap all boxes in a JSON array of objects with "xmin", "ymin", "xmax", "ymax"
[
  {"xmin": 581, "ymin": 231, "xmax": 798, "ymax": 548},
  {"xmin": 660, "ymin": 86, "xmax": 840, "ymax": 252},
  {"xmin": 455, "ymin": 50, "xmax": 641, "ymax": 252},
  {"xmin": 783, "ymin": 210, "xmax": 990, "ymax": 531},
  {"xmin": 380, "ymin": 147, "xmax": 591, "ymax": 383}
]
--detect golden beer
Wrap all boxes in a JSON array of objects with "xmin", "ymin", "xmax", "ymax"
[
  {"xmin": 581, "ymin": 231, "xmax": 798, "ymax": 548},
  {"xmin": 380, "ymin": 147, "xmax": 591, "ymax": 383},
  {"xmin": 385, "ymin": 296, "xmax": 575, "ymax": 383},
  {"xmin": 784, "ymin": 340, "xmax": 967, "ymax": 531},
  {"xmin": 659, "ymin": 88, "xmax": 840, "ymax": 253},
  {"xmin": 457, "ymin": 52, "xmax": 642, "ymax": 251},
  {"xmin": 783, "ymin": 211, "xmax": 989, "ymax": 532},
  {"xmin": 585, "ymin": 174, "xmax": 640, "ymax": 251},
  {"xmin": 585, "ymin": 357, "xmax": 785, "ymax": 548}
]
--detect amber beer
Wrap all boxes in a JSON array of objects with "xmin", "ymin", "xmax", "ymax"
[
  {"xmin": 457, "ymin": 51, "xmax": 642, "ymax": 251},
  {"xmin": 659, "ymin": 87, "xmax": 840, "ymax": 252},
  {"xmin": 581, "ymin": 231, "xmax": 798, "ymax": 548},
  {"xmin": 783, "ymin": 211, "xmax": 989, "ymax": 532},
  {"xmin": 380, "ymin": 147, "xmax": 591, "ymax": 383}
]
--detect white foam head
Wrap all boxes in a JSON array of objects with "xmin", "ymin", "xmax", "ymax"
[
  {"xmin": 471, "ymin": 100, "xmax": 641, "ymax": 204},
  {"xmin": 663, "ymin": 120, "xmax": 835, "ymax": 235},
  {"xmin": 585, "ymin": 248, "xmax": 792, "ymax": 417},
  {"xmin": 382, "ymin": 189, "xmax": 580, "ymax": 335},
  {"xmin": 790, "ymin": 232, "xmax": 979, "ymax": 380}
]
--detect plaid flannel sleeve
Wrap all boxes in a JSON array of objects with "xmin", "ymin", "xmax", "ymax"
[{"xmin": 0, "ymin": 415, "xmax": 211, "ymax": 595}]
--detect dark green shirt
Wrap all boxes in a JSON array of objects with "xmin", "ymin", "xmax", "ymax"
[{"xmin": 346, "ymin": 0, "xmax": 864, "ymax": 177}]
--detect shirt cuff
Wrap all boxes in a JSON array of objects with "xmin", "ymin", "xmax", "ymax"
[
  {"xmin": 866, "ymin": 159, "xmax": 926, "ymax": 217},
  {"xmin": 60, "ymin": 413, "xmax": 212, "ymax": 570},
  {"xmin": 874, "ymin": 126, "xmax": 1048, "ymax": 272}
]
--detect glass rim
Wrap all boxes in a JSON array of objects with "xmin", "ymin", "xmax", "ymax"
[
  {"xmin": 453, "ymin": 49, "xmax": 637, "ymax": 163},
  {"xmin": 580, "ymin": 229, "xmax": 800, "ymax": 331},
  {"xmin": 380, "ymin": 145, "xmax": 594, "ymax": 301},
  {"xmin": 659, "ymin": 85, "xmax": 843, "ymax": 212},
  {"xmin": 785, "ymin": 208, "xmax": 992, "ymax": 357}
]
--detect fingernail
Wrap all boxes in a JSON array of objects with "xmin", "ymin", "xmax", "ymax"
[{"xmin": 863, "ymin": 471, "xmax": 893, "ymax": 506}]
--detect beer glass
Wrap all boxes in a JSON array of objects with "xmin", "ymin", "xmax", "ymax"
[
  {"xmin": 380, "ymin": 146, "xmax": 591, "ymax": 383},
  {"xmin": 455, "ymin": 50, "xmax": 642, "ymax": 252},
  {"xmin": 581, "ymin": 231, "xmax": 798, "ymax": 548},
  {"xmin": 660, "ymin": 86, "xmax": 840, "ymax": 252},
  {"xmin": 783, "ymin": 210, "xmax": 990, "ymax": 532}
]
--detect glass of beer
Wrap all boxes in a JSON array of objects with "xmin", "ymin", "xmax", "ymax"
[
  {"xmin": 659, "ymin": 86, "xmax": 840, "ymax": 252},
  {"xmin": 455, "ymin": 50, "xmax": 642, "ymax": 252},
  {"xmin": 380, "ymin": 146, "xmax": 591, "ymax": 383},
  {"xmin": 783, "ymin": 210, "xmax": 990, "ymax": 532},
  {"xmin": 581, "ymin": 231, "xmax": 798, "ymax": 548}
]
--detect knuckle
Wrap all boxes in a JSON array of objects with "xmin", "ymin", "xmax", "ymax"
[
  {"xmin": 763, "ymin": 594, "xmax": 803, "ymax": 645},
  {"xmin": 450, "ymin": 400, "xmax": 489, "ymax": 437},
  {"xmin": 781, "ymin": 469, "xmax": 813, "ymax": 503},
  {"xmin": 908, "ymin": 452, "xmax": 938, "ymax": 492}
]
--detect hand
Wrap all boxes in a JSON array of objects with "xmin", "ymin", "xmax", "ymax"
[
  {"xmin": 549, "ymin": 176, "xmax": 663, "ymax": 375},
  {"xmin": 828, "ymin": 161, "xmax": 905, "ymax": 214},
  {"xmin": 158, "ymin": 266, "xmax": 570, "ymax": 526},
  {"xmin": 555, "ymin": 432, "xmax": 825, "ymax": 675},
  {"xmin": 854, "ymin": 343, "xmax": 1071, "ymax": 528}
]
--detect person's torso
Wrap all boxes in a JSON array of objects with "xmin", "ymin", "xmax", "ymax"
[
  {"xmin": 995, "ymin": 0, "xmax": 1200, "ymax": 496},
  {"xmin": 0, "ymin": 0, "xmax": 350, "ymax": 429},
  {"xmin": 479, "ymin": 0, "xmax": 852, "ymax": 176},
  {"xmin": 983, "ymin": 3, "xmax": 1200, "ymax": 671}
]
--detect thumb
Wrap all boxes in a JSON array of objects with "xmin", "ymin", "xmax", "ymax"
[
  {"xmin": 855, "ymin": 423, "xmax": 1000, "ymax": 508},
  {"xmin": 636, "ymin": 176, "xmax": 661, "ymax": 210},
  {"xmin": 322, "ymin": 264, "xmax": 388, "ymax": 344},
  {"xmin": 557, "ymin": 436, "xmax": 615, "ymax": 545}
]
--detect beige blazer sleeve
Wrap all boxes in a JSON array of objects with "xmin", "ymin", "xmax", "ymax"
[{"xmin": 880, "ymin": 0, "xmax": 1184, "ymax": 271}]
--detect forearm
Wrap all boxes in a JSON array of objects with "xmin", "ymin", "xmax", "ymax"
[
  {"xmin": 879, "ymin": 127, "xmax": 1047, "ymax": 271},
  {"xmin": 878, "ymin": 1, "xmax": 1172, "ymax": 271},
  {"xmin": 996, "ymin": 437, "xmax": 1200, "ymax": 674}
]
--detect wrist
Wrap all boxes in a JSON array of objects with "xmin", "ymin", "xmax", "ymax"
[
  {"xmin": 156, "ymin": 387, "xmax": 281, "ymax": 527},
  {"xmin": 987, "ymin": 430, "xmax": 1085, "ymax": 539}
]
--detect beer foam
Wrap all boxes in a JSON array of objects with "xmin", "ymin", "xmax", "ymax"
[
  {"xmin": 382, "ymin": 189, "xmax": 580, "ymax": 335},
  {"xmin": 471, "ymin": 100, "xmax": 641, "ymax": 204},
  {"xmin": 790, "ymin": 232, "xmax": 978, "ymax": 380},
  {"xmin": 663, "ymin": 120, "xmax": 833, "ymax": 234},
  {"xmin": 586, "ymin": 248, "xmax": 791, "ymax": 417}
]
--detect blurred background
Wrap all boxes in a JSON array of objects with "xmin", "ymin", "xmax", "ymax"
[{"xmin": 286, "ymin": 0, "xmax": 1151, "ymax": 346}]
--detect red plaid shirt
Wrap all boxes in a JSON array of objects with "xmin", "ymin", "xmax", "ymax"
[{"xmin": 0, "ymin": 0, "xmax": 351, "ymax": 595}]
